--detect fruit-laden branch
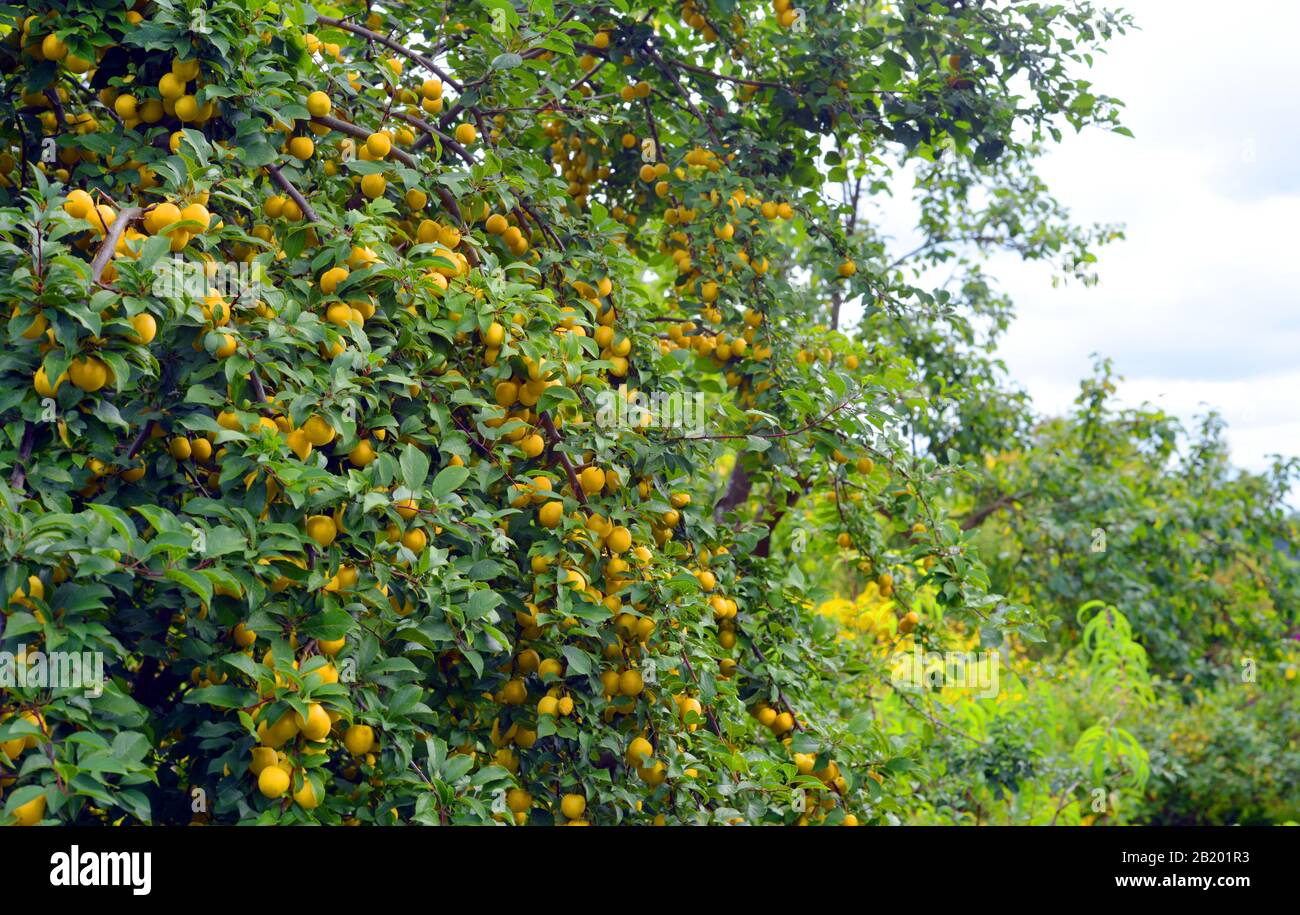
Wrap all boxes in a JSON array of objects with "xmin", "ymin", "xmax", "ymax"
[
  {"xmin": 677, "ymin": 652, "xmax": 724, "ymax": 737},
  {"xmin": 745, "ymin": 626, "xmax": 803, "ymax": 732},
  {"xmin": 539, "ymin": 411, "xmax": 587, "ymax": 506},
  {"xmin": 315, "ymin": 15, "xmax": 463, "ymax": 91},
  {"xmin": 90, "ymin": 206, "xmax": 142, "ymax": 283},
  {"xmin": 265, "ymin": 164, "xmax": 321, "ymax": 224},
  {"xmin": 311, "ymin": 114, "xmax": 419, "ymax": 168},
  {"xmin": 316, "ymin": 96, "xmax": 476, "ymax": 254},
  {"xmin": 320, "ymin": 87, "xmax": 476, "ymax": 166},
  {"xmin": 392, "ymin": 110, "xmax": 475, "ymax": 164},
  {"xmin": 42, "ymin": 87, "xmax": 68, "ymax": 132}
]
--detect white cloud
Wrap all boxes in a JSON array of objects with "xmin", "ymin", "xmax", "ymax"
[{"xmin": 858, "ymin": 0, "xmax": 1300, "ymax": 482}]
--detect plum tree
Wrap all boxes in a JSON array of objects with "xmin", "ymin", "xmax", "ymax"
[{"xmin": 0, "ymin": 0, "xmax": 1132, "ymax": 825}]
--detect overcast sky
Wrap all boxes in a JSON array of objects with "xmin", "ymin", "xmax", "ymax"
[{"xmin": 857, "ymin": 0, "xmax": 1300, "ymax": 481}]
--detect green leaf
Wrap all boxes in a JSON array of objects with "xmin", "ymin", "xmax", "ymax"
[
  {"xmin": 400, "ymin": 444, "xmax": 431, "ymax": 490},
  {"xmin": 427, "ymin": 464, "xmax": 470, "ymax": 500}
]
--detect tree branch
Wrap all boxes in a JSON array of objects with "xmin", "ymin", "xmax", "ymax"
[{"xmin": 265, "ymin": 164, "xmax": 321, "ymax": 224}]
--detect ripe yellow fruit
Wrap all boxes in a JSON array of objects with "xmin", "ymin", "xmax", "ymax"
[
  {"xmin": 144, "ymin": 201, "xmax": 181, "ymax": 235},
  {"xmin": 158, "ymin": 71, "xmax": 186, "ymax": 99},
  {"xmin": 536, "ymin": 658, "xmax": 562, "ymax": 680},
  {"xmin": 627, "ymin": 735, "xmax": 653, "ymax": 767},
  {"xmin": 249, "ymin": 746, "xmax": 277, "ymax": 775},
  {"xmin": 606, "ymin": 525, "xmax": 632, "ymax": 554},
  {"xmin": 506, "ymin": 788, "xmax": 532, "ymax": 814},
  {"xmin": 319, "ymin": 265, "xmax": 350, "ymax": 295},
  {"xmin": 638, "ymin": 761, "xmax": 667, "ymax": 786},
  {"xmin": 306, "ymin": 90, "xmax": 332, "ymax": 117},
  {"xmin": 180, "ymin": 202, "xmax": 211, "ymax": 231},
  {"xmin": 837, "ymin": 259, "xmax": 857, "ymax": 278},
  {"xmin": 174, "ymin": 94, "xmax": 200, "ymax": 122},
  {"xmin": 293, "ymin": 778, "xmax": 319, "ymax": 809},
  {"xmin": 578, "ymin": 466, "xmax": 605, "ymax": 494},
  {"xmin": 294, "ymin": 702, "xmax": 332, "ymax": 741},
  {"xmin": 520, "ymin": 434, "xmax": 545, "ymax": 458},
  {"xmin": 348, "ymin": 438, "xmax": 377, "ymax": 467},
  {"xmin": 11, "ymin": 793, "xmax": 46, "ymax": 826},
  {"xmin": 233, "ymin": 622, "xmax": 257, "ymax": 647},
  {"xmin": 2, "ymin": 734, "xmax": 25, "ymax": 761},
  {"xmin": 401, "ymin": 527, "xmax": 428, "ymax": 553},
  {"xmin": 618, "ymin": 669, "xmax": 644, "ymax": 697},
  {"xmin": 366, "ymin": 131, "xmax": 392, "ymax": 158},
  {"xmin": 306, "ymin": 514, "xmax": 338, "ymax": 548},
  {"xmin": 360, "ymin": 173, "xmax": 387, "ymax": 199},
  {"xmin": 344, "ymin": 724, "xmax": 375, "ymax": 756},
  {"xmin": 6, "ymin": 576, "xmax": 42, "ymax": 613},
  {"xmin": 63, "ymin": 188, "xmax": 94, "ymax": 219},
  {"xmin": 696, "ymin": 569, "xmax": 717, "ymax": 591},
  {"xmin": 258, "ymin": 765, "xmax": 290, "ymax": 798},
  {"xmin": 169, "ymin": 436, "xmax": 192, "ymax": 461},
  {"xmin": 679, "ymin": 696, "xmax": 704, "ymax": 731},
  {"xmin": 454, "ymin": 123, "xmax": 477, "ymax": 145},
  {"xmin": 68, "ymin": 356, "xmax": 109, "ymax": 392},
  {"xmin": 286, "ymin": 430, "xmax": 313, "ymax": 460},
  {"xmin": 538, "ymin": 501, "xmax": 563, "ymax": 529},
  {"xmin": 485, "ymin": 213, "xmax": 508, "ymax": 235},
  {"xmin": 494, "ymin": 676, "xmax": 526, "ymax": 706},
  {"xmin": 559, "ymin": 793, "xmax": 586, "ymax": 820},
  {"xmin": 302, "ymin": 415, "xmax": 335, "ymax": 446},
  {"xmin": 288, "ymin": 136, "xmax": 314, "ymax": 160},
  {"xmin": 129, "ymin": 313, "xmax": 158, "ymax": 345},
  {"xmin": 41, "ymin": 33, "xmax": 67, "ymax": 60},
  {"xmin": 33, "ymin": 366, "xmax": 66, "ymax": 397},
  {"xmin": 325, "ymin": 303, "xmax": 353, "ymax": 328},
  {"xmin": 172, "ymin": 57, "xmax": 201, "ymax": 80}
]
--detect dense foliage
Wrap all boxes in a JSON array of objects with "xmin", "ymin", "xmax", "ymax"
[{"xmin": 0, "ymin": 0, "xmax": 1292, "ymax": 827}]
